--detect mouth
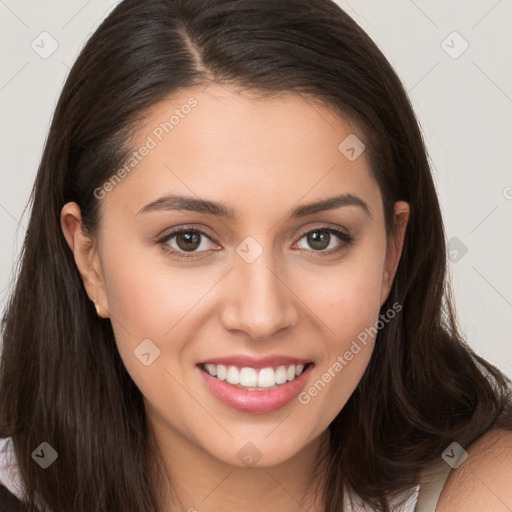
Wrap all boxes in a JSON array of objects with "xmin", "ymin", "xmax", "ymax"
[
  {"xmin": 196, "ymin": 360, "xmax": 314, "ymax": 413},
  {"xmin": 199, "ymin": 362, "xmax": 312, "ymax": 391}
]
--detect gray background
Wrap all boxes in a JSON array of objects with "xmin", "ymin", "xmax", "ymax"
[{"xmin": 1, "ymin": 0, "xmax": 511, "ymax": 376}]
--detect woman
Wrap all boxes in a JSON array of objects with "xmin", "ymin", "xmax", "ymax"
[{"xmin": 1, "ymin": 0, "xmax": 511, "ymax": 510}]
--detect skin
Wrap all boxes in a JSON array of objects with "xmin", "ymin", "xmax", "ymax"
[
  {"xmin": 60, "ymin": 82, "xmax": 411, "ymax": 511},
  {"xmin": 437, "ymin": 428, "xmax": 512, "ymax": 512}
]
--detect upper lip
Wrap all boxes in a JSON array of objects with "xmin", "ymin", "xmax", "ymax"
[{"xmin": 198, "ymin": 354, "xmax": 312, "ymax": 370}]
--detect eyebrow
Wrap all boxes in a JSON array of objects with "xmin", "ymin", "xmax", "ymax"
[{"xmin": 136, "ymin": 192, "xmax": 372, "ymax": 219}]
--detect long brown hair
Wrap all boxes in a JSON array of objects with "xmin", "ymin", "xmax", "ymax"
[{"xmin": 1, "ymin": 0, "xmax": 511, "ymax": 510}]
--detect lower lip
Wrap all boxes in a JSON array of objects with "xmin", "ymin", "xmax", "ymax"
[{"xmin": 198, "ymin": 364, "xmax": 313, "ymax": 414}]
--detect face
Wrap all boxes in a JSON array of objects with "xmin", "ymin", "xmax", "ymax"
[{"xmin": 61, "ymin": 83, "xmax": 408, "ymax": 470}]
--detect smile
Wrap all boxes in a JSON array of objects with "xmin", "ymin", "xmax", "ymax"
[
  {"xmin": 201, "ymin": 363, "xmax": 309, "ymax": 390},
  {"xmin": 197, "ymin": 361, "xmax": 314, "ymax": 413}
]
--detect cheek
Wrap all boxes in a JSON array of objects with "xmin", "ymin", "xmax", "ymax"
[
  {"xmin": 99, "ymin": 237, "xmax": 233, "ymax": 396},
  {"xmin": 295, "ymin": 243, "xmax": 387, "ymax": 418},
  {"xmin": 307, "ymin": 261, "xmax": 383, "ymax": 372},
  {"xmin": 101, "ymin": 233, "xmax": 214, "ymax": 337},
  {"xmin": 305, "ymin": 239, "xmax": 387, "ymax": 341}
]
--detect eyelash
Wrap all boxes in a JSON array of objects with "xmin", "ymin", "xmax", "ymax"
[{"xmin": 157, "ymin": 224, "xmax": 354, "ymax": 259}]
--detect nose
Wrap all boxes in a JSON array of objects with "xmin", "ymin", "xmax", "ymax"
[{"xmin": 219, "ymin": 247, "xmax": 299, "ymax": 340}]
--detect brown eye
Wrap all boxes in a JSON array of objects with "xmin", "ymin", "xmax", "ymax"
[
  {"xmin": 305, "ymin": 229, "xmax": 331, "ymax": 250},
  {"xmin": 159, "ymin": 227, "xmax": 218, "ymax": 258},
  {"xmin": 175, "ymin": 231, "xmax": 202, "ymax": 252},
  {"xmin": 295, "ymin": 226, "xmax": 353, "ymax": 254}
]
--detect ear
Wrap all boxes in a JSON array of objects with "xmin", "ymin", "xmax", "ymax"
[
  {"xmin": 380, "ymin": 201, "xmax": 409, "ymax": 306},
  {"xmin": 60, "ymin": 202, "xmax": 110, "ymax": 318}
]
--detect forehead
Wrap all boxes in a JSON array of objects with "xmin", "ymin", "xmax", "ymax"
[
  {"xmin": 102, "ymin": 83, "xmax": 382, "ymax": 220},
  {"xmin": 137, "ymin": 83, "xmax": 362, "ymax": 161}
]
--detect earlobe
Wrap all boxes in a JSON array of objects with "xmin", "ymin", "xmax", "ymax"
[
  {"xmin": 380, "ymin": 201, "xmax": 410, "ymax": 305},
  {"xmin": 60, "ymin": 202, "xmax": 110, "ymax": 317}
]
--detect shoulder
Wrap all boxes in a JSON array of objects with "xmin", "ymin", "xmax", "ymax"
[{"xmin": 436, "ymin": 428, "xmax": 512, "ymax": 512}]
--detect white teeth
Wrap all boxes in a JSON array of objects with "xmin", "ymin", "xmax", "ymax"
[
  {"xmin": 226, "ymin": 366, "xmax": 240, "ymax": 385},
  {"xmin": 216, "ymin": 364, "xmax": 227, "ymax": 380},
  {"xmin": 204, "ymin": 363, "xmax": 217, "ymax": 377},
  {"xmin": 203, "ymin": 363, "xmax": 309, "ymax": 389},
  {"xmin": 239, "ymin": 367, "xmax": 258, "ymax": 387},
  {"xmin": 275, "ymin": 365, "xmax": 288, "ymax": 384},
  {"xmin": 257, "ymin": 367, "xmax": 276, "ymax": 388}
]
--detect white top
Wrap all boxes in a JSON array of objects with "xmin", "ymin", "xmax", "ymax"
[{"xmin": 1, "ymin": 436, "xmax": 443, "ymax": 511}]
